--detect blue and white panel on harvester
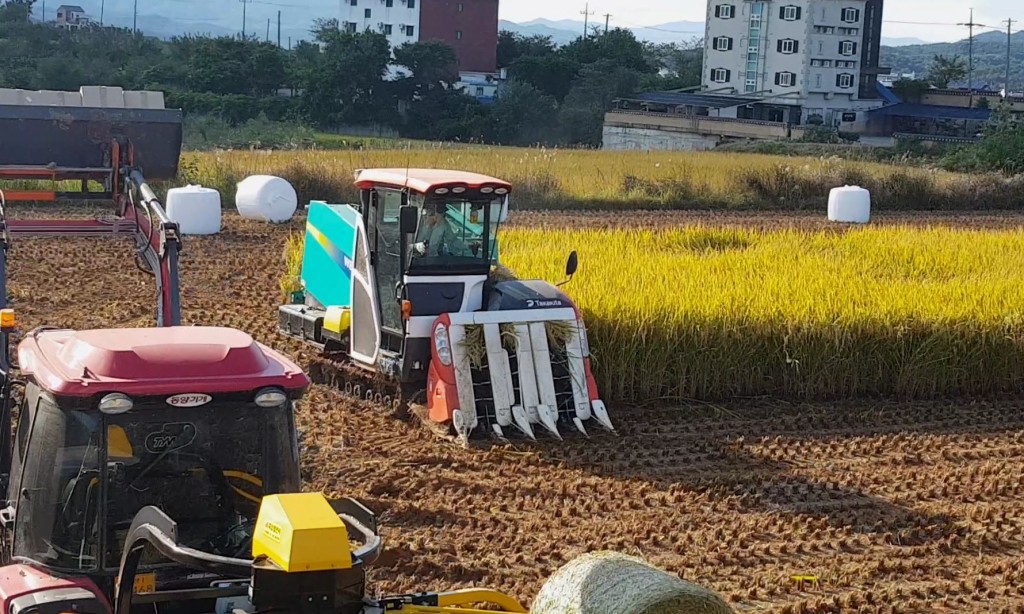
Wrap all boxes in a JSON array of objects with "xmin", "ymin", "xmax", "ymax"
[{"xmin": 301, "ymin": 202, "xmax": 358, "ymax": 309}]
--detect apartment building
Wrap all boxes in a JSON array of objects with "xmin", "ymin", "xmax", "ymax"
[
  {"xmin": 339, "ymin": 0, "xmax": 499, "ymax": 91},
  {"xmin": 339, "ymin": 0, "xmax": 420, "ymax": 48},
  {"xmin": 702, "ymin": 0, "xmax": 886, "ymax": 126}
]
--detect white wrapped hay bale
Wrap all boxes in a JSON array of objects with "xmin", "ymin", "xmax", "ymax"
[
  {"xmin": 235, "ymin": 175, "xmax": 298, "ymax": 223},
  {"xmin": 531, "ymin": 551, "xmax": 733, "ymax": 614}
]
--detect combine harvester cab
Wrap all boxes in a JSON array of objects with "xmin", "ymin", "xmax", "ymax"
[{"xmin": 280, "ymin": 169, "xmax": 614, "ymax": 444}]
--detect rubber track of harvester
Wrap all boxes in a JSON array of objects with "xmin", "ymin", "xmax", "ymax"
[{"xmin": 304, "ymin": 355, "xmax": 466, "ymax": 446}]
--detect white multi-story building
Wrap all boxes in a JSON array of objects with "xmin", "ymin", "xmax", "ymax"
[
  {"xmin": 702, "ymin": 0, "xmax": 886, "ymax": 126},
  {"xmin": 339, "ymin": 0, "xmax": 420, "ymax": 47},
  {"xmin": 337, "ymin": 0, "xmax": 502, "ymax": 98}
]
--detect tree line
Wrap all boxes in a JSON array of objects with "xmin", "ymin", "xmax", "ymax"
[{"xmin": 0, "ymin": 0, "xmax": 701, "ymax": 147}]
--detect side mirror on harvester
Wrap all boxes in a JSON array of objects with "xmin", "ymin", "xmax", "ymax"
[
  {"xmin": 399, "ymin": 205, "xmax": 418, "ymax": 235},
  {"xmin": 566, "ymin": 251, "xmax": 578, "ymax": 277},
  {"xmin": 558, "ymin": 251, "xmax": 578, "ymax": 287}
]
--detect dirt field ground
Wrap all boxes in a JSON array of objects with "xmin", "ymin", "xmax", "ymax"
[{"xmin": 7, "ymin": 206, "xmax": 1024, "ymax": 613}]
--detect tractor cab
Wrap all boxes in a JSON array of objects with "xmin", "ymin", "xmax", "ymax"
[
  {"xmin": 0, "ymin": 324, "xmax": 310, "ymax": 612},
  {"xmin": 363, "ymin": 169, "xmax": 512, "ymax": 275}
]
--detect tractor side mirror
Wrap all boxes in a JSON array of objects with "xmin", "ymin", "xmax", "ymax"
[{"xmin": 399, "ymin": 205, "xmax": 418, "ymax": 235}]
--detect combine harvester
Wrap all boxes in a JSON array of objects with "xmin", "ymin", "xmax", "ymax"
[
  {"xmin": 0, "ymin": 88, "xmax": 731, "ymax": 613},
  {"xmin": 279, "ymin": 169, "xmax": 615, "ymax": 445}
]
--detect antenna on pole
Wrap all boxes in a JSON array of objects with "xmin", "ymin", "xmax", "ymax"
[{"xmin": 580, "ymin": 3, "xmax": 594, "ymax": 37}]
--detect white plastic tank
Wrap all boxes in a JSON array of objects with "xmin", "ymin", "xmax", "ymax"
[
  {"xmin": 235, "ymin": 175, "xmax": 298, "ymax": 223},
  {"xmin": 828, "ymin": 185, "xmax": 871, "ymax": 223},
  {"xmin": 165, "ymin": 184, "xmax": 222, "ymax": 235}
]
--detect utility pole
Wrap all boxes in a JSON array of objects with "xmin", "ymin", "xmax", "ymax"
[
  {"xmin": 240, "ymin": 0, "xmax": 250, "ymax": 39},
  {"xmin": 603, "ymin": 13, "xmax": 611, "ymax": 35},
  {"xmin": 580, "ymin": 3, "xmax": 594, "ymax": 37},
  {"xmin": 1006, "ymin": 19, "xmax": 1016, "ymax": 94},
  {"xmin": 41, "ymin": 0, "xmax": 45, "ymax": 22},
  {"xmin": 266, "ymin": 18, "xmax": 270, "ymax": 41},
  {"xmin": 957, "ymin": 8, "xmax": 987, "ymax": 107},
  {"xmin": 133, "ymin": 0, "xmax": 138, "ymax": 34},
  {"xmin": 100, "ymin": 0, "xmax": 104, "ymax": 25},
  {"xmin": 277, "ymin": 10, "xmax": 282, "ymax": 47}
]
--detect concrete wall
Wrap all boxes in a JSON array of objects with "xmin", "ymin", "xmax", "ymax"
[
  {"xmin": 919, "ymin": 90, "xmax": 1024, "ymax": 112},
  {"xmin": 604, "ymin": 111, "xmax": 793, "ymax": 146},
  {"xmin": 603, "ymin": 125, "xmax": 721, "ymax": 151}
]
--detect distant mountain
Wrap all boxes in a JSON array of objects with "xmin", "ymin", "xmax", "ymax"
[
  {"xmin": 881, "ymin": 37, "xmax": 931, "ymax": 47},
  {"xmin": 34, "ymin": 0, "xmax": 333, "ymax": 45},
  {"xmin": 498, "ymin": 20, "xmax": 580, "ymax": 46},
  {"xmin": 501, "ymin": 19, "xmax": 940, "ymax": 48},
  {"xmin": 880, "ymin": 31, "xmax": 1024, "ymax": 88}
]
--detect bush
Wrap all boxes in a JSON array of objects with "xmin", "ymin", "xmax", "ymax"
[{"xmin": 182, "ymin": 115, "xmax": 317, "ymax": 151}]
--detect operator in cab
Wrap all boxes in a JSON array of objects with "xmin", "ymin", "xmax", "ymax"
[{"xmin": 412, "ymin": 202, "xmax": 470, "ymax": 257}]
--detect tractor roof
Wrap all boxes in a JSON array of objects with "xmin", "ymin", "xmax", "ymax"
[
  {"xmin": 354, "ymin": 168, "xmax": 512, "ymax": 194},
  {"xmin": 18, "ymin": 326, "xmax": 309, "ymax": 398}
]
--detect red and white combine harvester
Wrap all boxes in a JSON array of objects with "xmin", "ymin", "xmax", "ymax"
[{"xmin": 279, "ymin": 169, "xmax": 615, "ymax": 445}]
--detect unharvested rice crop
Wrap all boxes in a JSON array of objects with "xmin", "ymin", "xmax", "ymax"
[
  {"xmin": 499, "ymin": 224, "xmax": 1024, "ymax": 403},
  {"xmin": 179, "ymin": 148, "xmax": 1024, "ymax": 212}
]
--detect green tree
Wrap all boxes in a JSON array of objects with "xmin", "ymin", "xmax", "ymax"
[
  {"xmin": 561, "ymin": 28, "xmax": 654, "ymax": 74},
  {"xmin": 928, "ymin": 54, "xmax": 967, "ymax": 88},
  {"xmin": 0, "ymin": 0, "xmax": 34, "ymax": 22},
  {"xmin": 296, "ymin": 20, "xmax": 392, "ymax": 126},
  {"xmin": 392, "ymin": 40, "xmax": 459, "ymax": 98},
  {"xmin": 507, "ymin": 54, "xmax": 580, "ymax": 102},
  {"xmin": 558, "ymin": 60, "xmax": 640, "ymax": 146},
  {"xmin": 497, "ymin": 30, "xmax": 556, "ymax": 68},
  {"xmin": 487, "ymin": 79, "xmax": 559, "ymax": 146}
]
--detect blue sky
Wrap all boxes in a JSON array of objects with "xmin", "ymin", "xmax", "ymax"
[{"xmin": 501, "ymin": 0, "xmax": 1024, "ymax": 42}]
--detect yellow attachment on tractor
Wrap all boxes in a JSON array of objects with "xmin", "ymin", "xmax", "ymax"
[
  {"xmin": 324, "ymin": 306, "xmax": 351, "ymax": 335},
  {"xmin": 252, "ymin": 492, "xmax": 353, "ymax": 572}
]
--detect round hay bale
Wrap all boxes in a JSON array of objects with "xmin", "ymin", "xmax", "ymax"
[{"xmin": 530, "ymin": 552, "xmax": 733, "ymax": 614}]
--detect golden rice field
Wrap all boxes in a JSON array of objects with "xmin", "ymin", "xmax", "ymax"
[
  {"xmin": 230, "ymin": 145, "xmax": 1024, "ymax": 404},
  {"xmin": 280, "ymin": 214, "xmax": 1024, "ymax": 404},
  {"xmin": 180, "ymin": 148, "xmax": 1024, "ymax": 211},
  {"xmin": 497, "ymin": 224, "xmax": 1024, "ymax": 403}
]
